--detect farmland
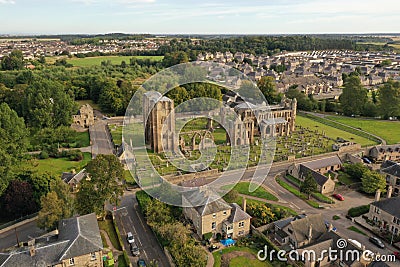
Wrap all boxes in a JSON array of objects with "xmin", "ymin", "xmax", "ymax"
[{"xmin": 67, "ymin": 55, "xmax": 164, "ymax": 67}]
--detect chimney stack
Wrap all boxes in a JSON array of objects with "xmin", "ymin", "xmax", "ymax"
[
  {"xmin": 375, "ymin": 189, "xmax": 381, "ymax": 202},
  {"xmin": 308, "ymin": 224, "xmax": 313, "ymax": 242},
  {"xmin": 387, "ymin": 186, "xmax": 393, "ymax": 199},
  {"xmin": 243, "ymin": 198, "xmax": 247, "ymax": 213}
]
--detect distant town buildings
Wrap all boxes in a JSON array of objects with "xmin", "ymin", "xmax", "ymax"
[
  {"xmin": 0, "ymin": 38, "xmax": 167, "ymax": 60},
  {"xmin": 200, "ymin": 50, "xmax": 400, "ymax": 99}
]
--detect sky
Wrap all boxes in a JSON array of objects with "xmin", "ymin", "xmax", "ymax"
[{"xmin": 0, "ymin": 0, "xmax": 399, "ymax": 35}]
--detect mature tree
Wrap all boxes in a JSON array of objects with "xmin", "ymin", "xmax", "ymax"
[
  {"xmin": 166, "ymin": 86, "xmax": 189, "ymax": 106},
  {"xmin": 286, "ymin": 88, "xmax": 317, "ymax": 111},
  {"xmin": 361, "ymin": 170, "xmax": 386, "ymax": 194},
  {"xmin": 76, "ymin": 155, "xmax": 124, "ymax": 216},
  {"xmin": 1, "ymin": 50, "xmax": 24, "ymax": 70},
  {"xmin": 0, "ymin": 102, "xmax": 29, "ymax": 158},
  {"xmin": 0, "ymin": 103, "xmax": 29, "ymax": 196},
  {"xmin": 246, "ymin": 202, "xmax": 275, "ymax": 227},
  {"xmin": 257, "ymin": 76, "xmax": 282, "ymax": 104},
  {"xmin": 145, "ymin": 199, "xmax": 173, "ymax": 227},
  {"xmin": 170, "ymin": 242, "xmax": 207, "ymax": 267},
  {"xmin": 22, "ymin": 171, "xmax": 57, "ymax": 206},
  {"xmin": 163, "ymin": 51, "xmax": 189, "ymax": 67},
  {"xmin": 343, "ymin": 163, "xmax": 370, "ymax": 181},
  {"xmin": 23, "ymin": 78, "xmax": 76, "ymax": 129},
  {"xmin": 98, "ymin": 80, "xmax": 125, "ymax": 115},
  {"xmin": 1, "ymin": 180, "xmax": 39, "ymax": 219},
  {"xmin": 37, "ymin": 179, "xmax": 75, "ymax": 230},
  {"xmin": 339, "ymin": 76, "xmax": 368, "ymax": 116},
  {"xmin": 378, "ymin": 81, "xmax": 400, "ymax": 119},
  {"xmin": 300, "ymin": 171, "xmax": 318, "ymax": 199}
]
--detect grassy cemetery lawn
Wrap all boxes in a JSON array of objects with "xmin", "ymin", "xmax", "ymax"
[
  {"xmin": 296, "ymin": 115, "xmax": 376, "ymax": 147},
  {"xmin": 328, "ymin": 116, "xmax": 400, "ymax": 145}
]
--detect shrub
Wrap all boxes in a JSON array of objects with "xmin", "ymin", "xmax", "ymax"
[
  {"xmin": 203, "ymin": 232, "xmax": 212, "ymax": 241},
  {"xmin": 39, "ymin": 150, "xmax": 49, "ymax": 159},
  {"xmin": 348, "ymin": 205, "xmax": 370, "ymax": 217}
]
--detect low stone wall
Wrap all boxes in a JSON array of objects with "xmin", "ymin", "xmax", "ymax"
[{"xmin": 164, "ymin": 169, "xmax": 219, "ymax": 185}]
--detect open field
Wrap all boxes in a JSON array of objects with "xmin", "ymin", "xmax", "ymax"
[
  {"xmin": 328, "ymin": 116, "xmax": 400, "ymax": 145},
  {"xmin": 67, "ymin": 55, "xmax": 164, "ymax": 67},
  {"xmin": 22, "ymin": 152, "xmax": 91, "ymax": 176},
  {"xmin": 296, "ymin": 115, "xmax": 377, "ymax": 147}
]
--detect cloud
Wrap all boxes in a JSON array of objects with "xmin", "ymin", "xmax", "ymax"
[{"xmin": 0, "ymin": 0, "xmax": 15, "ymax": 4}]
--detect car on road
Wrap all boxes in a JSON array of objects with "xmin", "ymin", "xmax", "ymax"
[
  {"xmin": 127, "ymin": 232, "xmax": 135, "ymax": 244},
  {"xmin": 332, "ymin": 193, "xmax": 344, "ymax": 201},
  {"xmin": 362, "ymin": 157, "xmax": 372, "ymax": 164},
  {"xmin": 369, "ymin": 236, "xmax": 385, "ymax": 249},
  {"xmin": 393, "ymin": 251, "xmax": 400, "ymax": 260},
  {"xmin": 137, "ymin": 259, "xmax": 147, "ymax": 267},
  {"xmin": 130, "ymin": 242, "xmax": 140, "ymax": 256}
]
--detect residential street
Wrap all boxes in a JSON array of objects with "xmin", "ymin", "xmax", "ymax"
[{"xmin": 114, "ymin": 192, "xmax": 170, "ymax": 267}]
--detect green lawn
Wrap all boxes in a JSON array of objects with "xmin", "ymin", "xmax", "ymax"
[
  {"xmin": 213, "ymin": 246, "xmax": 272, "ymax": 267},
  {"xmin": 98, "ymin": 219, "xmax": 122, "ymax": 251},
  {"xmin": 229, "ymin": 257, "xmax": 271, "ymax": 267},
  {"xmin": 68, "ymin": 55, "xmax": 163, "ymax": 67},
  {"xmin": 347, "ymin": 226, "xmax": 367, "ymax": 236},
  {"xmin": 222, "ymin": 182, "xmax": 278, "ymax": 201},
  {"xmin": 75, "ymin": 131, "xmax": 90, "ymax": 147},
  {"xmin": 328, "ymin": 116, "xmax": 400, "ymax": 145},
  {"xmin": 296, "ymin": 115, "xmax": 376, "ymax": 147},
  {"xmin": 23, "ymin": 152, "xmax": 91, "ymax": 176}
]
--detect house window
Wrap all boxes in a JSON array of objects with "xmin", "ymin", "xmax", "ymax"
[
  {"xmin": 212, "ymin": 222, "xmax": 216, "ymax": 230},
  {"xmin": 213, "ymin": 213, "xmax": 216, "ymax": 218},
  {"xmin": 223, "ymin": 211, "xmax": 227, "ymax": 216},
  {"xmin": 239, "ymin": 221, "xmax": 245, "ymax": 228},
  {"xmin": 238, "ymin": 230, "xmax": 244, "ymax": 236},
  {"xmin": 69, "ymin": 258, "xmax": 75, "ymax": 265},
  {"xmin": 91, "ymin": 252, "xmax": 96, "ymax": 260},
  {"xmin": 288, "ymin": 228, "xmax": 293, "ymax": 234}
]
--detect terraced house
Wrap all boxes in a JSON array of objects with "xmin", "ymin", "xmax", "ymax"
[{"xmin": 367, "ymin": 197, "xmax": 400, "ymax": 237}]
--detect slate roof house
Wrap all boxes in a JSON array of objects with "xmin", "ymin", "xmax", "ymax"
[
  {"xmin": 0, "ymin": 213, "xmax": 103, "ymax": 267},
  {"xmin": 61, "ymin": 169, "xmax": 87, "ymax": 192},
  {"xmin": 182, "ymin": 190, "xmax": 251, "ymax": 240},
  {"xmin": 380, "ymin": 160, "xmax": 400, "ymax": 197},
  {"xmin": 274, "ymin": 214, "xmax": 370, "ymax": 267},
  {"xmin": 287, "ymin": 156, "xmax": 340, "ymax": 194},
  {"xmin": 367, "ymin": 197, "xmax": 400, "ymax": 237}
]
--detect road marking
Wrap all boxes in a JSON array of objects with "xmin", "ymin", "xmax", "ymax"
[{"xmin": 133, "ymin": 204, "xmax": 148, "ymax": 233}]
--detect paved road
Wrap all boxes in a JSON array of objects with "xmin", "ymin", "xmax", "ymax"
[
  {"xmin": 0, "ymin": 220, "xmax": 46, "ymax": 251},
  {"xmin": 114, "ymin": 192, "xmax": 170, "ymax": 267},
  {"xmin": 89, "ymin": 121, "xmax": 115, "ymax": 158}
]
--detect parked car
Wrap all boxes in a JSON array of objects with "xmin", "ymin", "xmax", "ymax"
[
  {"xmin": 362, "ymin": 157, "xmax": 372, "ymax": 164},
  {"xmin": 127, "ymin": 232, "xmax": 135, "ymax": 244},
  {"xmin": 369, "ymin": 236, "xmax": 385, "ymax": 249},
  {"xmin": 130, "ymin": 242, "xmax": 140, "ymax": 256},
  {"xmin": 324, "ymin": 221, "xmax": 337, "ymax": 232},
  {"xmin": 137, "ymin": 259, "xmax": 147, "ymax": 267},
  {"xmin": 393, "ymin": 251, "xmax": 399, "ymax": 260},
  {"xmin": 332, "ymin": 194, "xmax": 344, "ymax": 201}
]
